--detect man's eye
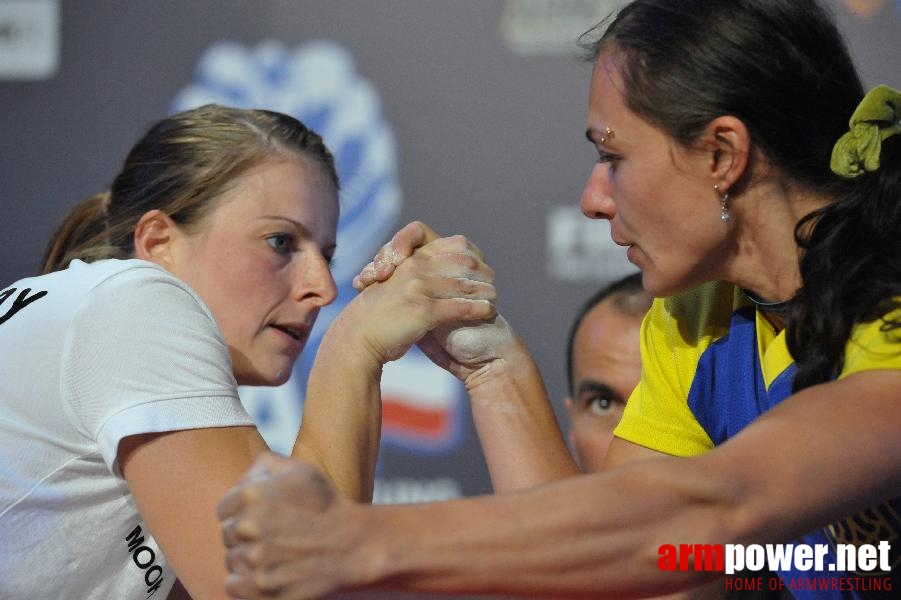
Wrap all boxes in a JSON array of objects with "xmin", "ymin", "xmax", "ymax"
[
  {"xmin": 585, "ymin": 396, "xmax": 615, "ymax": 415},
  {"xmin": 266, "ymin": 234, "xmax": 294, "ymax": 254}
]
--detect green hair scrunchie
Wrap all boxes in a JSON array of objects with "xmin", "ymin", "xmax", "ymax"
[{"xmin": 830, "ymin": 84, "xmax": 901, "ymax": 179}]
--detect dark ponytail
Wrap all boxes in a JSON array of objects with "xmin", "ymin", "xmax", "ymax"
[
  {"xmin": 788, "ymin": 136, "xmax": 901, "ymax": 390},
  {"xmin": 41, "ymin": 192, "xmax": 115, "ymax": 274}
]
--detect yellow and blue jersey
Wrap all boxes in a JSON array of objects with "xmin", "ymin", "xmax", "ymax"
[{"xmin": 615, "ymin": 281, "xmax": 901, "ymax": 598}]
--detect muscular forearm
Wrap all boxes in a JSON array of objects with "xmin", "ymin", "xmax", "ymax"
[
  {"xmin": 292, "ymin": 310, "xmax": 382, "ymax": 502},
  {"xmin": 218, "ymin": 372, "xmax": 901, "ymax": 599},
  {"xmin": 353, "ymin": 459, "xmax": 724, "ymax": 597},
  {"xmin": 466, "ymin": 336, "xmax": 579, "ymax": 491},
  {"xmin": 351, "ymin": 371, "xmax": 901, "ymax": 597}
]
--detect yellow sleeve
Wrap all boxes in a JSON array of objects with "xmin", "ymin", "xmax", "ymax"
[
  {"xmin": 841, "ymin": 306, "xmax": 901, "ymax": 378},
  {"xmin": 613, "ymin": 284, "xmax": 736, "ymax": 457}
]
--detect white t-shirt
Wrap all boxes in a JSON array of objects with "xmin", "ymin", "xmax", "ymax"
[{"xmin": 0, "ymin": 259, "xmax": 256, "ymax": 599}]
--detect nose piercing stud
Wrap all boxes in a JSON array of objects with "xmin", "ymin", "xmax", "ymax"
[{"xmin": 599, "ymin": 127, "xmax": 615, "ymax": 144}]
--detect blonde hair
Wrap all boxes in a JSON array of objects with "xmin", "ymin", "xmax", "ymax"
[{"xmin": 42, "ymin": 104, "xmax": 338, "ymax": 274}]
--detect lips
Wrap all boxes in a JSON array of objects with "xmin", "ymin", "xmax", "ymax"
[
  {"xmin": 270, "ymin": 323, "xmax": 309, "ymax": 342},
  {"xmin": 610, "ymin": 231, "xmax": 639, "ymax": 264},
  {"xmin": 609, "ymin": 227, "xmax": 632, "ymax": 247}
]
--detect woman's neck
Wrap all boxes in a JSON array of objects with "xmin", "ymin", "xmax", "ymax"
[{"xmin": 722, "ymin": 179, "xmax": 830, "ymax": 304}]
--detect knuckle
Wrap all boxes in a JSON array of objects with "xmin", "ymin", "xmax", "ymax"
[
  {"xmin": 254, "ymin": 570, "xmax": 278, "ymax": 593},
  {"xmin": 459, "ymin": 254, "xmax": 480, "ymax": 271},
  {"xmin": 428, "ymin": 235, "xmax": 464, "ymax": 254},
  {"xmin": 260, "ymin": 542, "xmax": 287, "ymax": 574},
  {"xmin": 452, "ymin": 298, "xmax": 477, "ymax": 318},
  {"xmin": 447, "ymin": 234, "xmax": 470, "ymax": 251},
  {"xmin": 240, "ymin": 484, "xmax": 264, "ymax": 505},
  {"xmin": 409, "ymin": 220, "xmax": 435, "ymax": 240},
  {"xmin": 457, "ymin": 299, "xmax": 479, "ymax": 319},
  {"xmin": 235, "ymin": 515, "xmax": 262, "ymax": 541},
  {"xmin": 244, "ymin": 542, "xmax": 265, "ymax": 568},
  {"xmin": 224, "ymin": 574, "xmax": 254, "ymax": 599},
  {"xmin": 455, "ymin": 278, "xmax": 477, "ymax": 295},
  {"xmin": 465, "ymin": 298, "xmax": 495, "ymax": 319}
]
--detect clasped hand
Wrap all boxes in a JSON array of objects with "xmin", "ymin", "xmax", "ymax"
[
  {"xmin": 341, "ymin": 221, "xmax": 501, "ymax": 366},
  {"xmin": 218, "ymin": 454, "xmax": 357, "ymax": 599},
  {"xmin": 354, "ymin": 221, "xmax": 519, "ymax": 381}
]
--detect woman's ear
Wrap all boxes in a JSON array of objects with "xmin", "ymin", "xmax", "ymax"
[
  {"xmin": 133, "ymin": 210, "xmax": 179, "ymax": 267},
  {"xmin": 705, "ymin": 115, "xmax": 751, "ymax": 191}
]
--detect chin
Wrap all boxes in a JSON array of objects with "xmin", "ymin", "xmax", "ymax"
[
  {"xmin": 236, "ymin": 367, "xmax": 294, "ymax": 387},
  {"xmin": 636, "ymin": 271, "xmax": 665, "ymax": 298},
  {"xmin": 639, "ymin": 267, "xmax": 699, "ymax": 299},
  {"xmin": 271, "ymin": 368, "xmax": 293, "ymax": 386},
  {"xmin": 233, "ymin": 346, "xmax": 303, "ymax": 386}
]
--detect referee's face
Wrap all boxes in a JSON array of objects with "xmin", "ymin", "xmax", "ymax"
[{"xmin": 565, "ymin": 297, "xmax": 643, "ymax": 472}]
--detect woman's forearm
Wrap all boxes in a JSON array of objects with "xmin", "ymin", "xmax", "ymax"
[
  {"xmin": 347, "ymin": 372, "xmax": 901, "ymax": 596},
  {"xmin": 292, "ymin": 308, "xmax": 383, "ymax": 502},
  {"xmin": 466, "ymin": 336, "xmax": 580, "ymax": 491},
  {"xmin": 352, "ymin": 458, "xmax": 725, "ymax": 597}
]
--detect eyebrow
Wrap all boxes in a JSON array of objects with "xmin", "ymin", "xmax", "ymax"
[
  {"xmin": 586, "ymin": 126, "xmax": 619, "ymax": 145},
  {"xmin": 586, "ymin": 129, "xmax": 614, "ymax": 147},
  {"xmin": 258, "ymin": 215, "xmax": 307, "ymax": 229},
  {"xmin": 257, "ymin": 216, "xmax": 337, "ymax": 253},
  {"xmin": 576, "ymin": 379, "xmax": 621, "ymax": 402}
]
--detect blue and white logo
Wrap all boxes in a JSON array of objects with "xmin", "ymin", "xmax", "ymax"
[{"xmin": 171, "ymin": 40, "xmax": 465, "ymax": 455}]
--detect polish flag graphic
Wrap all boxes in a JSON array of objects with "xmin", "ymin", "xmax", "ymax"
[{"xmin": 380, "ymin": 351, "xmax": 463, "ymax": 452}]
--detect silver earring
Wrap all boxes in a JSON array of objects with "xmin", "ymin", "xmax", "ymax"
[{"xmin": 715, "ymin": 184, "xmax": 731, "ymax": 223}]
